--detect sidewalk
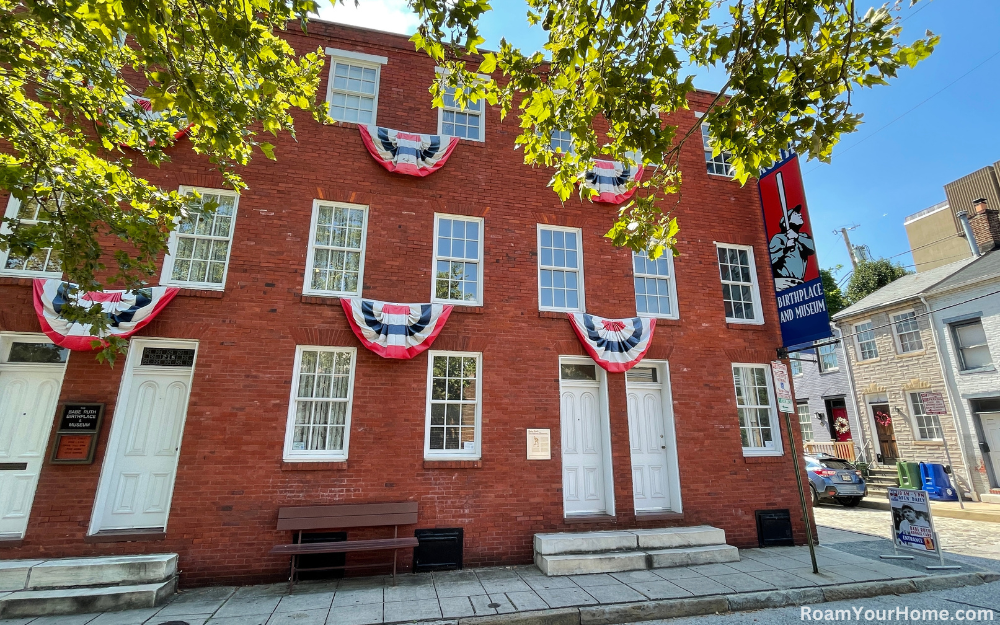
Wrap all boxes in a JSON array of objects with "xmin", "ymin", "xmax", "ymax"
[
  {"xmin": 859, "ymin": 498, "xmax": 1000, "ymax": 523},
  {"xmin": 4, "ymin": 543, "xmax": 995, "ymax": 625}
]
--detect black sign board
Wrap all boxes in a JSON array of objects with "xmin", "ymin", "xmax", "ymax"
[
  {"xmin": 57, "ymin": 404, "xmax": 104, "ymax": 433},
  {"xmin": 51, "ymin": 403, "xmax": 104, "ymax": 465}
]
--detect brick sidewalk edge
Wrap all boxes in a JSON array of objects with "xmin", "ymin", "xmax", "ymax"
[{"xmin": 402, "ymin": 572, "xmax": 1000, "ymax": 625}]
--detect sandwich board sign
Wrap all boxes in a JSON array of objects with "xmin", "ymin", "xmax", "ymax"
[{"xmin": 884, "ymin": 487, "xmax": 957, "ymax": 569}]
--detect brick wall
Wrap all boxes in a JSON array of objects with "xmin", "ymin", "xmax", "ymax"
[{"xmin": 0, "ymin": 22, "xmax": 812, "ymax": 586}]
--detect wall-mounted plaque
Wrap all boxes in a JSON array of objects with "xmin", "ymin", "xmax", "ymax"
[
  {"xmin": 50, "ymin": 403, "xmax": 104, "ymax": 464},
  {"xmin": 527, "ymin": 429, "xmax": 551, "ymax": 460}
]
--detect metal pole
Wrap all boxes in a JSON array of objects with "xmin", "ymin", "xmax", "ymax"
[{"xmin": 783, "ymin": 408, "xmax": 819, "ymax": 574}]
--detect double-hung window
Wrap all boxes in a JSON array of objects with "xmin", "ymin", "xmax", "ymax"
[
  {"xmin": 855, "ymin": 321, "xmax": 879, "ymax": 361},
  {"xmin": 817, "ymin": 343, "xmax": 839, "ymax": 373},
  {"xmin": 732, "ymin": 364, "xmax": 782, "ymax": 455},
  {"xmin": 325, "ymin": 49, "xmax": 386, "ymax": 125},
  {"xmin": 425, "ymin": 351, "xmax": 482, "ymax": 459},
  {"xmin": 892, "ymin": 310, "xmax": 924, "ymax": 353},
  {"xmin": 909, "ymin": 392, "xmax": 943, "ymax": 440},
  {"xmin": 797, "ymin": 401, "xmax": 813, "ymax": 442},
  {"xmin": 0, "ymin": 194, "xmax": 61, "ymax": 277},
  {"xmin": 952, "ymin": 320, "xmax": 992, "ymax": 371},
  {"xmin": 284, "ymin": 346, "xmax": 357, "ymax": 461},
  {"xmin": 432, "ymin": 215, "xmax": 483, "ymax": 305},
  {"xmin": 538, "ymin": 226, "xmax": 584, "ymax": 312},
  {"xmin": 633, "ymin": 251, "xmax": 678, "ymax": 319},
  {"xmin": 438, "ymin": 86, "xmax": 484, "ymax": 141},
  {"xmin": 790, "ymin": 356, "xmax": 803, "ymax": 377},
  {"xmin": 550, "ymin": 130, "xmax": 574, "ymax": 154},
  {"xmin": 161, "ymin": 187, "xmax": 239, "ymax": 289},
  {"xmin": 716, "ymin": 243, "xmax": 762, "ymax": 323},
  {"xmin": 304, "ymin": 201, "xmax": 367, "ymax": 297},
  {"xmin": 700, "ymin": 122, "xmax": 734, "ymax": 177}
]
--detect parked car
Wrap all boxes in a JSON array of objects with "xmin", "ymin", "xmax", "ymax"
[{"xmin": 806, "ymin": 454, "xmax": 867, "ymax": 507}]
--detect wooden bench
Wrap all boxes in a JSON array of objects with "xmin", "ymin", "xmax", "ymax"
[{"xmin": 270, "ymin": 502, "xmax": 418, "ymax": 591}]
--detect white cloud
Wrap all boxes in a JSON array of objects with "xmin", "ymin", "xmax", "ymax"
[{"xmin": 314, "ymin": 0, "xmax": 420, "ymax": 35}]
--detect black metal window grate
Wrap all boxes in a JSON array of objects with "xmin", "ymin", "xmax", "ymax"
[{"xmin": 140, "ymin": 348, "xmax": 195, "ymax": 367}]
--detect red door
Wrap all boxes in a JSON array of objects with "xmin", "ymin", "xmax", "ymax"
[{"xmin": 831, "ymin": 406, "xmax": 852, "ymax": 442}]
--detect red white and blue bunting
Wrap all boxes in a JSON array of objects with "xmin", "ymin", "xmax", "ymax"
[
  {"xmin": 568, "ymin": 313, "xmax": 656, "ymax": 373},
  {"xmin": 359, "ymin": 125, "xmax": 459, "ymax": 177},
  {"xmin": 582, "ymin": 160, "xmax": 644, "ymax": 204},
  {"xmin": 32, "ymin": 279, "xmax": 179, "ymax": 350},
  {"xmin": 341, "ymin": 299, "xmax": 453, "ymax": 359}
]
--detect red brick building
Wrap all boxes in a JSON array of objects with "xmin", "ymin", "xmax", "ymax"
[{"xmin": 0, "ymin": 22, "xmax": 811, "ymax": 586}]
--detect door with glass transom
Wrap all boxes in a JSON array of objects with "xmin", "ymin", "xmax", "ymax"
[
  {"xmin": 626, "ymin": 362, "xmax": 681, "ymax": 513},
  {"xmin": 0, "ymin": 335, "xmax": 69, "ymax": 539},
  {"xmin": 90, "ymin": 339, "xmax": 197, "ymax": 533},
  {"xmin": 559, "ymin": 359, "xmax": 614, "ymax": 517}
]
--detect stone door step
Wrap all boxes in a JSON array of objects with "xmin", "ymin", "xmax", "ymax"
[
  {"xmin": 534, "ymin": 525, "xmax": 726, "ymax": 556},
  {"xmin": 535, "ymin": 544, "xmax": 740, "ymax": 576},
  {"xmin": 0, "ymin": 578, "xmax": 177, "ymax": 619},
  {"xmin": 0, "ymin": 554, "xmax": 178, "ymax": 592}
]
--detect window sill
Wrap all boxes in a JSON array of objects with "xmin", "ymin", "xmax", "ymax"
[
  {"xmin": 0, "ymin": 272, "xmax": 60, "ymax": 282},
  {"xmin": 85, "ymin": 529, "xmax": 166, "ymax": 543},
  {"xmin": 282, "ymin": 460, "xmax": 349, "ymax": 471},
  {"xmin": 564, "ymin": 514, "xmax": 617, "ymax": 525},
  {"xmin": 912, "ymin": 440, "xmax": 944, "ymax": 446},
  {"xmin": 706, "ymin": 172, "xmax": 736, "ymax": 181},
  {"xmin": 640, "ymin": 315, "xmax": 681, "ymax": 325},
  {"xmin": 176, "ymin": 288, "xmax": 225, "ymax": 299},
  {"xmin": 300, "ymin": 295, "xmax": 346, "ymax": 306},
  {"xmin": 959, "ymin": 365, "xmax": 996, "ymax": 375},
  {"xmin": 423, "ymin": 460, "xmax": 482, "ymax": 469},
  {"xmin": 742, "ymin": 449, "xmax": 784, "ymax": 459},
  {"xmin": 895, "ymin": 350, "xmax": 927, "ymax": 359},
  {"xmin": 818, "ymin": 369, "xmax": 840, "ymax": 375}
]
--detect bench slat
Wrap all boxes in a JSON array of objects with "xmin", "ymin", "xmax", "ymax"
[
  {"xmin": 276, "ymin": 512, "xmax": 418, "ymax": 531},
  {"xmin": 278, "ymin": 502, "xmax": 417, "ymax": 520},
  {"xmin": 270, "ymin": 537, "xmax": 418, "ymax": 555}
]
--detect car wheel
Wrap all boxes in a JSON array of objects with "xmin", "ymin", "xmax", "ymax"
[
  {"xmin": 811, "ymin": 486, "xmax": 819, "ymax": 506},
  {"xmin": 836, "ymin": 496, "xmax": 862, "ymax": 507}
]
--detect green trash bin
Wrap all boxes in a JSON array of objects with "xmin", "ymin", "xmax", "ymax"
[{"xmin": 897, "ymin": 461, "xmax": 921, "ymax": 489}]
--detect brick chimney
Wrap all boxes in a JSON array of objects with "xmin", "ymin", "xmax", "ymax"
[{"xmin": 969, "ymin": 198, "xmax": 1000, "ymax": 252}]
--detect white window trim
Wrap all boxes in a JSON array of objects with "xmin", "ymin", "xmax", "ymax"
[
  {"xmin": 282, "ymin": 345, "xmax": 357, "ymax": 462},
  {"xmin": 0, "ymin": 194, "xmax": 63, "ymax": 279},
  {"xmin": 715, "ymin": 242, "xmax": 764, "ymax": 325},
  {"xmin": 431, "ymin": 213, "xmax": 485, "ymax": 307},
  {"xmin": 890, "ymin": 308, "xmax": 924, "ymax": 355},
  {"xmin": 302, "ymin": 200, "xmax": 369, "ymax": 298},
  {"xmin": 906, "ymin": 391, "xmax": 943, "ymax": 441},
  {"xmin": 633, "ymin": 251, "xmax": 680, "ymax": 320},
  {"xmin": 434, "ymin": 67, "xmax": 487, "ymax": 142},
  {"xmin": 325, "ymin": 48, "xmax": 385, "ymax": 126},
  {"xmin": 950, "ymin": 319, "xmax": 993, "ymax": 372},
  {"xmin": 817, "ymin": 343, "xmax": 839, "ymax": 373},
  {"xmin": 537, "ymin": 224, "xmax": 586, "ymax": 313},
  {"xmin": 159, "ymin": 186, "xmax": 240, "ymax": 291},
  {"xmin": 423, "ymin": 350, "xmax": 483, "ymax": 460},
  {"xmin": 732, "ymin": 363, "xmax": 784, "ymax": 457},
  {"xmin": 853, "ymin": 320, "xmax": 879, "ymax": 362},
  {"xmin": 695, "ymin": 112, "xmax": 735, "ymax": 179}
]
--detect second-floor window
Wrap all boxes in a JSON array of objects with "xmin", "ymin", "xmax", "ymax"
[
  {"xmin": 817, "ymin": 343, "xmax": 838, "ymax": 373},
  {"xmin": 161, "ymin": 188, "xmax": 239, "ymax": 290},
  {"xmin": 305, "ymin": 201, "xmax": 367, "ymax": 297},
  {"xmin": 797, "ymin": 400, "xmax": 813, "ymax": 442},
  {"xmin": 855, "ymin": 321, "xmax": 879, "ymax": 361},
  {"xmin": 439, "ymin": 86, "xmax": 484, "ymax": 141},
  {"xmin": 433, "ymin": 215, "xmax": 483, "ymax": 305},
  {"xmin": 952, "ymin": 319, "xmax": 992, "ymax": 371},
  {"xmin": 909, "ymin": 392, "xmax": 943, "ymax": 440},
  {"xmin": 538, "ymin": 226, "xmax": 583, "ymax": 312},
  {"xmin": 633, "ymin": 251, "xmax": 677, "ymax": 319},
  {"xmin": 550, "ymin": 130, "xmax": 574, "ymax": 154},
  {"xmin": 790, "ymin": 356, "xmax": 803, "ymax": 377},
  {"xmin": 325, "ymin": 50, "xmax": 385, "ymax": 125},
  {"xmin": 716, "ymin": 243, "xmax": 762, "ymax": 323},
  {"xmin": 892, "ymin": 311, "xmax": 924, "ymax": 353},
  {"xmin": 1, "ymin": 194, "xmax": 61, "ymax": 277}
]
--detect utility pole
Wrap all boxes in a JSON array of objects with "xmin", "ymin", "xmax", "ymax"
[{"xmin": 836, "ymin": 225, "xmax": 860, "ymax": 269}]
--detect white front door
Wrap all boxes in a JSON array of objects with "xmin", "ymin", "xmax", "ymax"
[
  {"xmin": 0, "ymin": 336, "xmax": 69, "ymax": 539},
  {"xmin": 626, "ymin": 363, "xmax": 679, "ymax": 512},
  {"xmin": 560, "ymin": 360, "xmax": 613, "ymax": 516},
  {"xmin": 91, "ymin": 340, "xmax": 197, "ymax": 533},
  {"xmin": 982, "ymin": 412, "xmax": 1000, "ymax": 486}
]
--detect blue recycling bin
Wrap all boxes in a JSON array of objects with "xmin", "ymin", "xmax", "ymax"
[{"xmin": 919, "ymin": 462, "xmax": 958, "ymax": 501}]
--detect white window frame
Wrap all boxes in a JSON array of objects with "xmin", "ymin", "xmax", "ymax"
[
  {"xmin": 423, "ymin": 350, "xmax": 483, "ymax": 460},
  {"xmin": 160, "ymin": 186, "xmax": 240, "ymax": 291},
  {"xmin": 907, "ymin": 392, "xmax": 943, "ymax": 441},
  {"xmin": 632, "ymin": 251, "xmax": 679, "ymax": 320},
  {"xmin": 817, "ymin": 343, "xmax": 839, "ymax": 373},
  {"xmin": 431, "ymin": 214, "xmax": 485, "ymax": 306},
  {"xmin": 797, "ymin": 400, "xmax": 813, "ymax": 442},
  {"xmin": 951, "ymin": 319, "xmax": 993, "ymax": 371},
  {"xmin": 731, "ymin": 363, "xmax": 783, "ymax": 457},
  {"xmin": 324, "ymin": 48, "xmax": 387, "ymax": 125},
  {"xmin": 302, "ymin": 200, "xmax": 369, "ymax": 298},
  {"xmin": 891, "ymin": 309, "xmax": 924, "ymax": 354},
  {"xmin": 790, "ymin": 356, "xmax": 803, "ymax": 377},
  {"xmin": 854, "ymin": 320, "xmax": 879, "ymax": 362},
  {"xmin": 283, "ymin": 345, "xmax": 357, "ymax": 462},
  {"xmin": 695, "ymin": 113, "xmax": 734, "ymax": 178},
  {"xmin": 435, "ymin": 67, "xmax": 487, "ymax": 142},
  {"xmin": 537, "ymin": 224, "xmax": 585, "ymax": 313},
  {"xmin": 550, "ymin": 130, "xmax": 575, "ymax": 154},
  {"xmin": 715, "ymin": 242, "xmax": 764, "ymax": 325},
  {"xmin": 0, "ymin": 194, "xmax": 63, "ymax": 278}
]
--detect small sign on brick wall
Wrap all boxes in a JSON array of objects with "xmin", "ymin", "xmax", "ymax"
[
  {"xmin": 527, "ymin": 429, "xmax": 551, "ymax": 460},
  {"xmin": 50, "ymin": 403, "xmax": 104, "ymax": 465}
]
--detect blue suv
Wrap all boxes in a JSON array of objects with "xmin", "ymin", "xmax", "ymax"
[{"xmin": 806, "ymin": 454, "xmax": 867, "ymax": 507}]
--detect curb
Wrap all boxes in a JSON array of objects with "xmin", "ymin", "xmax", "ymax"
[
  {"xmin": 857, "ymin": 499, "xmax": 1000, "ymax": 524},
  {"xmin": 432, "ymin": 572, "xmax": 994, "ymax": 625}
]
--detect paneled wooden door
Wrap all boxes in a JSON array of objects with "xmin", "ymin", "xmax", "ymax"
[
  {"xmin": 559, "ymin": 360, "xmax": 612, "ymax": 516},
  {"xmin": 626, "ymin": 364, "xmax": 677, "ymax": 512}
]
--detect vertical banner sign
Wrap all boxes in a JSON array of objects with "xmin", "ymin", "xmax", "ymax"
[
  {"xmin": 770, "ymin": 361, "xmax": 795, "ymax": 414},
  {"xmin": 759, "ymin": 154, "xmax": 832, "ymax": 346}
]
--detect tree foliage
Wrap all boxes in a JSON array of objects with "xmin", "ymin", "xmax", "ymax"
[
  {"xmin": 820, "ymin": 266, "xmax": 847, "ymax": 315},
  {"xmin": 846, "ymin": 258, "xmax": 909, "ymax": 304}
]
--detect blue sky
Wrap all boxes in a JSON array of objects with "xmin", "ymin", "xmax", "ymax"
[{"xmin": 319, "ymin": 0, "xmax": 1000, "ymax": 284}]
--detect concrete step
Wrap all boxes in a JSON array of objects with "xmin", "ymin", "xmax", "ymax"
[
  {"xmin": 647, "ymin": 544, "xmax": 740, "ymax": 568},
  {"xmin": 534, "ymin": 526, "xmax": 727, "ymax": 556},
  {"xmin": 25, "ymin": 554, "xmax": 177, "ymax": 590},
  {"xmin": 631, "ymin": 526, "xmax": 727, "ymax": 549},
  {"xmin": 535, "ymin": 551, "xmax": 648, "ymax": 576},
  {"xmin": 0, "ymin": 578, "xmax": 176, "ymax": 618}
]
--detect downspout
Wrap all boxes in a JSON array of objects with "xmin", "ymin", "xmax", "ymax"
[{"xmin": 919, "ymin": 294, "xmax": 979, "ymax": 501}]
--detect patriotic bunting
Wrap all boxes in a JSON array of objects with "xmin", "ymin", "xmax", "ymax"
[
  {"xmin": 32, "ymin": 279, "xmax": 179, "ymax": 350},
  {"xmin": 121, "ymin": 94, "xmax": 192, "ymax": 147},
  {"xmin": 341, "ymin": 299, "xmax": 453, "ymax": 359},
  {"xmin": 568, "ymin": 313, "xmax": 656, "ymax": 373},
  {"xmin": 582, "ymin": 159, "xmax": 644, "ymax": 204},
  {"xmin": 359, "ymin": 125, "xmax": 459, "ymax": 177}
]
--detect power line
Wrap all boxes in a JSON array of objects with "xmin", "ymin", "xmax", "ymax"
[{"xmin": 885, "ymin": 233, "xmax": 961, "ymax": 259}]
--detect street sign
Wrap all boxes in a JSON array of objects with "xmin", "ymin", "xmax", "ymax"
[
  {"xmin": 919, "ymin": 391, "xmax": 947, "ymax": 415},
  {"xmin": 770, "ymin": 360, "xmax": 795, "ymax": 414}
]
